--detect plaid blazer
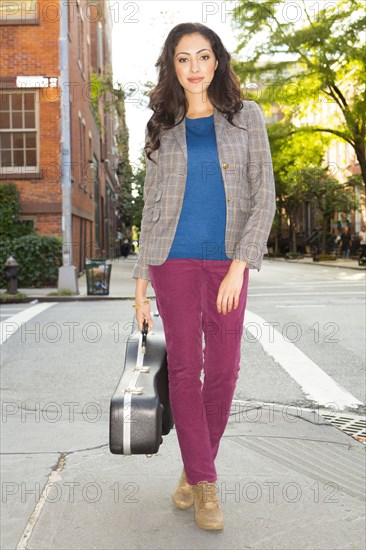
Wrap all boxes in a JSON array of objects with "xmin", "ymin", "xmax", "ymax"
[{"xmin": 132, "ymin": 100, "xmax": 276, "ymax": 281}]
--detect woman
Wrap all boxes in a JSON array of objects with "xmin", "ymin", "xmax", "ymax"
[{"xmin": 132, "ymin": 22, "xmax": 276, "ymax": 531}]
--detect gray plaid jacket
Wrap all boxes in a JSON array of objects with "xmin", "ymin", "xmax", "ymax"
[{"xmin": 132, "ymin": 100, "xmax": 276, "ymax": 281}]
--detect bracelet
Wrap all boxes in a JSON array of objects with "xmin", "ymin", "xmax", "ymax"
[{"xmin": 132, "ymin": 298, "xmax": 151, "ymax": 308}]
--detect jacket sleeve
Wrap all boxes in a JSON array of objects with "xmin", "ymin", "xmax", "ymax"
[
  {"xmin": 132, "ymin": 126, "xmax": 159, "ymax": 281},
  {"xmin": 233, "ymin": 101, "xmax": 276, "ymax": 271}
]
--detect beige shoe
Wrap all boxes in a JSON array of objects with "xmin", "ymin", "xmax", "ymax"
[
  {"xmin": 193, "ymin": 481, "xmax": 224, "ymax": 530},
  {"xmin": 172, "ymin": 468, "xmax": 194, "ymax": 509}
]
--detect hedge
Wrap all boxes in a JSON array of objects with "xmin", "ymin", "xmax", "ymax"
[{"xmin": 1, "ymin": 234, "xmax": 63, "ymax": 288}]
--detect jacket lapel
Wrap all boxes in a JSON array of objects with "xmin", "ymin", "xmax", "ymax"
[{"xmin": 171, "ymin": 105, "xmax": 227, "ymax": 163}]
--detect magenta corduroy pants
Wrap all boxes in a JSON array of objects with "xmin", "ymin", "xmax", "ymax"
[{"xmin": 148, "ymin": 259, "xmax": 249, "ymax": 485}]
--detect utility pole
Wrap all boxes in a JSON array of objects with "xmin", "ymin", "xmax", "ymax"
[{"xmin": 58, "ymin": 0, "xmax": 78, "ymax": 293}]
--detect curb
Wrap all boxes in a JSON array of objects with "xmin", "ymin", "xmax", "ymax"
[
  {"xmin": 277, "ymin": 259, "xmax": 364, "ymax": 271},
  {"xmin": 0, "ymin": 294, "xmax": 157, "ymax": 304}
]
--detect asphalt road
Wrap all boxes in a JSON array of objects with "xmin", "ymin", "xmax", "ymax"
[{"xmin": 236, "ymin": 260, "xmax": 365, "ymax": 414}]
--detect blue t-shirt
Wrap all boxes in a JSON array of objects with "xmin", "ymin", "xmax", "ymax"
[{"xmin": 167, "ymin": 114, "xmax": 230, "ymax": 260}]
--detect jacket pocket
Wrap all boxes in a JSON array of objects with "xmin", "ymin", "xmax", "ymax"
[
  {"xmin": 154, "ymin": 186, "xmax": 163, "ymax": 202},
  {"xmin": 240, "ymin": 197, "xmax": 252, "ymax": 213},
  {"xmin": 152, "ymin": 204, "xmax": 161, "ymax": 222},
  {"xmin": 151, "ymin": 186, "xmax": 163, "ymax": 221}
]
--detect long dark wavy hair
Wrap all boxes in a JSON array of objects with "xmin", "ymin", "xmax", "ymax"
[{"xmin": 145, "ymin": 22, "xmax": 245, "ymax": 163}]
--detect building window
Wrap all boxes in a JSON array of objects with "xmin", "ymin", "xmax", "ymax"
[
  {"xmin": 97, "ymin": 22, "xmax": 103, "ymax": 74},
  {"xmin": 0, "ymin": 90, "xmax": 38, "ymax": 174},
  {"xmin": 78, "ymin": 113, "xmax": 86, "ymax": 190},
  {"xmin": 77, "ymin": 3, "xmax": 84, "ymax": 73},
  {"xmin": 0, "ymin": 0, "xmax": 38, "ymax": 24},
  {"xmin": 88, "ymin": 134, "xmax": 92, "ymax": 195}
]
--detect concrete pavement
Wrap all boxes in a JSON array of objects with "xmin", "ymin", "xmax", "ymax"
[
  {"xmin": 2, "ymin": 402, "xmax": 365, "ymax": 549},
  {"xmin": 1, "ymin": 254, "xmax": 365, "ymax": 549}
]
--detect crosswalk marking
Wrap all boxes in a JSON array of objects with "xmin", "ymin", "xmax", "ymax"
[
  {"xmin": 244, "ymin": 310, "xmax": 364, "ymax": 411},
  {"xmin": 0, "ymin": 303, "xmax": 57, "ymax": 346}
]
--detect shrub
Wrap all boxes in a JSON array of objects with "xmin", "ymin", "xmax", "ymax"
[
  {"xmin": 0, "ymin": 292, "xmax": 28, "ymax": 303},
  {"xmin": 1, "ymin": 234, "xmax": 62, "ymax": 288},
  {"xmin": 318, "ymin": 254, "xmax": 337, "ymax": 261}
]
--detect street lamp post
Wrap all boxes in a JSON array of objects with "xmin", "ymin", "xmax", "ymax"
[{"xmin": 57, "ymin": 0, "xmax": 78, "ymax": 293}]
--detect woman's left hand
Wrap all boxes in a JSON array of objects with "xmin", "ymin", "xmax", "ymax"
[{"xmin": 216, "ymin": 263, "xmax": 246, "ymax": 315}]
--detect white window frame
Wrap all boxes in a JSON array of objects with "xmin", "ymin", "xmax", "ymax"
[{"xmin": 0, "ymin": 89, "xmax": 40, "ymax": 176}]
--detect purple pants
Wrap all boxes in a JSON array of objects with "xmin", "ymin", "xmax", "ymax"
[{"xmin": 149, "ymin": 259, "xmax": 249, "ymax": 485}]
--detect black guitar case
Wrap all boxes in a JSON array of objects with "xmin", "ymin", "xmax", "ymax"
[{"xmin": 109, "ymin": 311, "xmax": 174, "ymax": 456}]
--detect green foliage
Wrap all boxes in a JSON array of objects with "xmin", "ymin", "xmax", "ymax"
[
  {"xmin": 0, "ymin": 292, "xmax": 28, "ymax": 303},
  {"xmin": 1, "ymin": 235, "xmax": 62, "ymax": 288},
  {"xmin": 89, "ymin": 69, "xmax": 135, "ymax": 235},
  {"xmin": 47, "ymin": 289, "xmax": 73, "ymax": 296},
  {"xmin": 269, "ymin": 119, "xmax": 329, "ymax": 196},
  {"xmin": 313, "ymin": 254, "xmax": 337, "ymax": 262},
  {"xmin": 286, "ymin": 165, "xmax": 359, "ymax": 252},
  {"xmin": 0, "ymin": 183, "xmax": 36, "ymax": 239},
  {"xmin": 90, "ymin": 71, "xmax": 104, "ymax": 130},
  {"xmin": 291, "ymin": 166, "xmax": 359, "ymax": 219},
  {"xmin": 90, "ymin": 68, "xmax": 127, "ymax": 132},
  {"xmin": 232, "ymin": 0, "xmax": 366, "ymax": 186}
]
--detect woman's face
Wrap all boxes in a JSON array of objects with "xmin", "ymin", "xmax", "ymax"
[{"xmin": 174, "ymin": 33, "xmax": 218, "ymax": 97}]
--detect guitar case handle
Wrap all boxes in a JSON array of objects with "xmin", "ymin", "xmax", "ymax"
[{"xmin": 141, "ymin": 318, "xmax": 149, "ymax": 353}]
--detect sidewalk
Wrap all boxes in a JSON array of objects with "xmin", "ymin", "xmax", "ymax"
[
  {"xmin": 1, "ymin": 254, "xmax": 365, "ymax": 302},
  {"xmin": 2, "ymin": 402, "xmax": 365, "ymax": 549},
  {"xmin": 1, "ymin": 255, "xmax": 142, "ymax": 301}
]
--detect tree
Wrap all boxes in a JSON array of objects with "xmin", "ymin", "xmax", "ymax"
[
  {"xmin": 131, "ymin": 151, "xmax": 147, "ymax": 231},
  {"xmin": 267, "ymin": 117, "xmax": 330, "ymax": 252},
  {"xmin": 290, "ymin": 166, "xmax": 359, "ymax": 252},
  {"xmin": 231, "ymin": 0, "xmax": 366, "ymax": 189}
]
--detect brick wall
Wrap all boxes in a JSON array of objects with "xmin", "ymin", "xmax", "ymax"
[
  {"xmin": 0, "ymin": 0, "xmax": 61, "ymax": 235},
  {"xmin": 0, "ymin": 0, "xmax": 120, "ymax": 274}
]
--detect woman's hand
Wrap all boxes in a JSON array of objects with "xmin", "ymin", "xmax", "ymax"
[
  {"xmin": 135, "ymin": 300, "xmax": 154, "ymax": 332},
  {"xmin": 134, "ymin": 278, "xmax": 153, "ymax": 332},
  {"xmin": 216, "ymin": 261, "xmax": 246, "ymax": 315}
]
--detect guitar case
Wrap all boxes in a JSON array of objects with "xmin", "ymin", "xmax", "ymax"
[{"xmin": 109, "ymin": 311, "xmax": 174, "ymax": 456}]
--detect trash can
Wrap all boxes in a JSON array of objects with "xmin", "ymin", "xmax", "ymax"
[{"xmin": 85, "ymin": 258, "xmax": 112, "ymax": 295}]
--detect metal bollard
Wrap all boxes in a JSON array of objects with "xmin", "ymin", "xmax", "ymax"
[{"xmin": 3, "ymin": 255, "xmax": 19, "ymax": 294}]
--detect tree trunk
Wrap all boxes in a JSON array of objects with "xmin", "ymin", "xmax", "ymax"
[
  {"xmin": 290, "ymin": 214, "xmax": 297, "ymax": 253},
  {"xmin": 275, "ymin": 232, "xmax": 279, "ymax": 255},
  {"xmin": 354, "ymin": 138, "xmax": 366, "ymax": 192}
]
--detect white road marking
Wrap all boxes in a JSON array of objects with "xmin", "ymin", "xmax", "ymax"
[
  {"xmin": 244, "ymin": 310, "xmax": 364, "ymax": 410},
  {"xmin": 0, "ymin": 307, "xmax": 29, "ymax": 311},
  {"xmin": 248, "ymin": 285, "xmax": 364, "ymax": 292},
  {"xmin": 248, "ymin": 292, "xmax": 364, "ymax": 297},
  {"xmin": 0, "ymin": 303, "xmax": 57, "ymax": 345},
  {"xmin": 275, "ymin": 305, "xmax": 326, "ymax": 308}
]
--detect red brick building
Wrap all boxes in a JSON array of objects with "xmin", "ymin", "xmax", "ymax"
[{"xmin": 0, "ymin": 0, "xmax": 121, "ymax": 274}]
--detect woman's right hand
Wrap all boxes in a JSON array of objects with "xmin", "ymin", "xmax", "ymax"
[{"xmin": 135, "ymin": 301, "xmax": 154, "ymax": 332}]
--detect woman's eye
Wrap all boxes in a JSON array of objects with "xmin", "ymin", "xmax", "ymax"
[{"xmin": 177, "ymin": 55, "xmax": 210, "ymax": 63}]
